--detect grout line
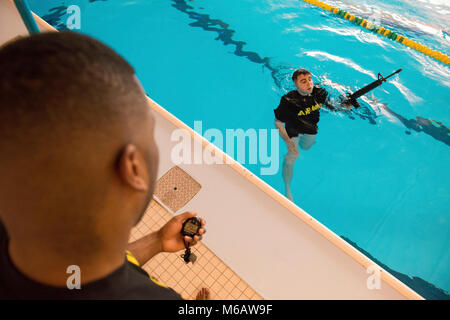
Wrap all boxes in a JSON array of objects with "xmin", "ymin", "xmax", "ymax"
[{"xmin": 130, "ymin": 199, "xmax": 263, "ymax": 300}]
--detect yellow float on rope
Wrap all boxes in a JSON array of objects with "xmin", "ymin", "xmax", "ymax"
[{"xmin": 300, "ymin": 0, "xmax": 450, "ymax": 65}]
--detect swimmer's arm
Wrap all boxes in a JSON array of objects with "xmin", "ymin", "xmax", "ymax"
[
  {"xmin": 275, "ymin": 120, "xmax": 298, "ymax": 154},
  {"xmin": 323, "ymin": 99, "xmax": 337, "ymax": 111},
  {"xmin": 315, "ymin": 87, "xmax": 337, "ymax": 111},
  {"xmin": 274, "ymin": 119, "xmax": 291, "ymax": 143},
  {"xmin": 316, "ymin": 87, "xmax": 352, "ymax": 111}
]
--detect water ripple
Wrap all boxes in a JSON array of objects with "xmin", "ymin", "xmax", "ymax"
[
  {"xmin": 302, "ymin": 25, "xmax": 396, "ymax": 49},
  {"xmin": 301, "ymin": 50, "xmax": 378, "ymax": 79}
]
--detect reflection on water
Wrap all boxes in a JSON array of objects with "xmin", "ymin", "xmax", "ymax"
[
  {"xmin": 170, "ymin": 0, "xmax": 450, "ymax": 146},
  {"xmin": 341, "ymin": 236, "xmax": 450, "ymax": 300},
  {"xmin": 323, "ymin": 0, "xmax": 450, "ymax": 46},
  {"xmin": 38, "ymin": 0, "xmax": 450, "ymax": 148}
]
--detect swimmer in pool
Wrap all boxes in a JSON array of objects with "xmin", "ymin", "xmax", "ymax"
[{"xmin": 274, "ymin": 68, "xmax": 350, "ymax": 201}]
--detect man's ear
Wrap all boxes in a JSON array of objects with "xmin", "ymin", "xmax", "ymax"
[{"xmin": 117, "ymin": 144, "xmax": 149, "ymax": 191}]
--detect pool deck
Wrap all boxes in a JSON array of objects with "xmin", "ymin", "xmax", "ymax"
[{"xmin": 130, "ymin": 199, "xmax": 263, "ymax": 300}]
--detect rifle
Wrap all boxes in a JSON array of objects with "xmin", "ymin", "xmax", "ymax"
[{"xmin": 342, "ymin": 69, "xmax": 402, "ymax": 108}]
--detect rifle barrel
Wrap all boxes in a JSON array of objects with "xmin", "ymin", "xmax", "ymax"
[
  {"xmin": 349, "ymin": 79, "xmax": 382, "ymax": 100},
  {"xmin": 348, "ymin": 69, "xmax": 402, "ymax": 100}
]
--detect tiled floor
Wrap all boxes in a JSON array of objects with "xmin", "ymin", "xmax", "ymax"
[{"xmin": 129, "ymin": 200, "xmax": 263, "ymax": 300}]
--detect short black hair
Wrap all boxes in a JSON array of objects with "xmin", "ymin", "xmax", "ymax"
[
  {"xmin": 292, "ymin": 68, "xmax": 311, "ymax": 82},
  {"xmin": 0, "ymin": 31, "xmax": 147, "ymax": 150},
  {"xmin": 0, "ymin": 31, "xmax": 152, "ymax": 256}
]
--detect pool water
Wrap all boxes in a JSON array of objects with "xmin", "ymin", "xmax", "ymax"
[{"xmin": 29, "ymin": 0, "xmax": 450, "ymax": 298}]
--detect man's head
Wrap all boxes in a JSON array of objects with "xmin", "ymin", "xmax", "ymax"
[
  {"xmin": 0, "ymin": 32, "xmax": 158, "ymax": 258},
  {"xmin": 292, "ymin": 68, "xmax": 313, "ymax": 94}
]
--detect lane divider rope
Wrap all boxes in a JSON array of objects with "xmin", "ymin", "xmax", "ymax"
[{"xmin": 301, "ymin": 0, "xmax": 450, "ymax": 65}]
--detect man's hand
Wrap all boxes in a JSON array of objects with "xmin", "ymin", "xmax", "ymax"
[
  {"xmin": 127, "ymin": 211, "xmax": 206, "ymax": 266},
  {"xmin": 157, "ymin": 212, "xmax": 206, "ymax": 253},
  {"xmin": 342, "ymin": 103, "xmax": 353, "ymax": 112}
]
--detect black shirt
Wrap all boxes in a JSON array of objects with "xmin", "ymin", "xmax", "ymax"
[
  {"xmin": 274, "ymin": 85, "xmax": 329, "ymax": 137},
  {"xmin": 0, "ymin": 220, "xmax": 182, "ymax": 300}
]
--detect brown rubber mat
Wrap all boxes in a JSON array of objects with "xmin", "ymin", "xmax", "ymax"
[{"xmin": 154, "ymin": 166, "xmax": 201, "ymax": 212}]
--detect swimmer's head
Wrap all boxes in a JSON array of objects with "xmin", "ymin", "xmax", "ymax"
[{"xmin": 292, "ymin": 68, "xmax": 313, "ymax": 95}]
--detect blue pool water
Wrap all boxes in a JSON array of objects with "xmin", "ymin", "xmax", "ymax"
[{"xmin": 29, "ymin": 0, "xmax": 449, "ymax": 298}]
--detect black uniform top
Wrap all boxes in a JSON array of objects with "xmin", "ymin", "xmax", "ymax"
[
  {"xmin": 274, "ymin": 85, "xmax": 330, "ymax": 137},
  {"xmin": 0, "ymin": 220, "xmax": 182, "ymax": 300}
]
